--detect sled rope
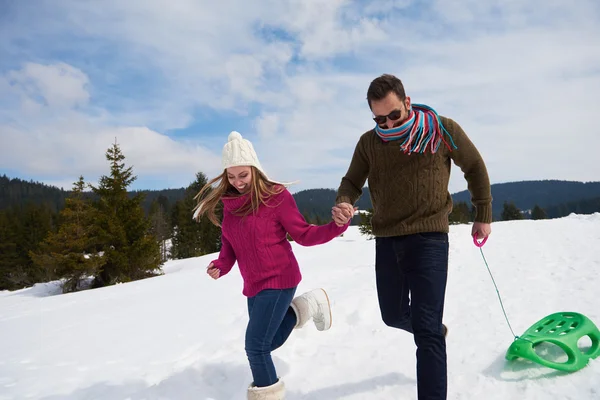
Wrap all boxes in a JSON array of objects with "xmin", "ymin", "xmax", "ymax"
[{"xmin": 476, "ymin": 243, "xmax": 533, "ymax": 344}]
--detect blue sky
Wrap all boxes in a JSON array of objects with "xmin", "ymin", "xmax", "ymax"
[{"xmin": 1, "ymin": 0, "xmax": 599, "ymax": 194}]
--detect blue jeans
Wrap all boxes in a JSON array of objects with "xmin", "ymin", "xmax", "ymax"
[
  {"xmin": 375, "ymin": 232, "xmax": 449, "ymax": 400},
  {"xmin": 245, "ymin": 287, "xmax": 298, "ymax": 387}
]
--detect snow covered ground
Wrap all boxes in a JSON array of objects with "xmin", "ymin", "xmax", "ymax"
[{"xmin": 1, "ymin": 214, "xmax": 599, "ymax": 399}]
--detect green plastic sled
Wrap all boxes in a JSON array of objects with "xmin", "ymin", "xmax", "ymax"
[{"xmin": 505, "ymin": 312, "xmax": 600, "ymax": 372}]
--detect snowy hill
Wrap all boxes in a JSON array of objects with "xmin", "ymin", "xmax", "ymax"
[{"xmin": 1, "ymin": 214, "xmax": 599, "ymax": 399}]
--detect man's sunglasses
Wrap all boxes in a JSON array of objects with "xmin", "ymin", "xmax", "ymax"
[{"xmin": 373, "ymin": 109, "xmax": 402, "ymax": 125}]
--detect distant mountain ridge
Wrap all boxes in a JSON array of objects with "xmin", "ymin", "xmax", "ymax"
[
  {"xmin": 451, "ymin": 180, "xmax": 600, "ymax": 217},
  {"xmin": 2, "ymin": 175, "xmax": 599, "ymax": 221},
  {"xmin": 0, "ymin": 175, "xmax": 187, "ymax": 214}
]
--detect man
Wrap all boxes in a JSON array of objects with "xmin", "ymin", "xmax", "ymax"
[{"xmin": 332, "ymin": 74, "xmax": 492, "ymax": 400}]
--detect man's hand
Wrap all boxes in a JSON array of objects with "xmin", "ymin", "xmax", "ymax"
[
  {"xmin": 332, "ymin": 202, "xmax": 357, "ymax": 227},
  {"xmin": 472, "ymin": 222, "xmax": 491, "ymax": 240}
]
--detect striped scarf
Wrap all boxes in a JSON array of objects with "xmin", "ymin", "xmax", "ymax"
[{"xmin": 374, "ymin": 104, "xmax": 457, "ymax": 154}]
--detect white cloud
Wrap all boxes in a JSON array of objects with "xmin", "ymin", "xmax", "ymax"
[
  {"xmin": 255, "ymin": 113, "xmax": 280, "ymax": 139},
  {"xmin": 0, "ymin": 0, "xmax": 599, "ymax": 194},
  {"xmin": 98, "ymin": 126, "xmax": 223, "ymax": 177},
  {"xmin": 7, "ymin": 62, "xmax": 90, "ymax": 109},
  {"xmin": 361, "ymin": 0, "xmax": 414, "ymax": 15},
  {"xmin": 0, "ymin": 62, "xmax": 222, "ymax": 189}
]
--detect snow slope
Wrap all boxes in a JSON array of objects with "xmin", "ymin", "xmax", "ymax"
[{"xmin": 1, "ymin": 214, "xmax": 599, "ymax": 399}]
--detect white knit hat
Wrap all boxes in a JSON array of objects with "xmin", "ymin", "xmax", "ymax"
[
  {"xmin": 222, "ymin": 131, "xmax": 264, "ymax": 172},
  {"xmin": 221, "ymin": 131, "xmax": 294, "ymax": 186}
]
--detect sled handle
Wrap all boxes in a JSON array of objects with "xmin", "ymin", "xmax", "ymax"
[{"xmin": 473, "ymin": 233, "xmax": 488, "ymax": 247}]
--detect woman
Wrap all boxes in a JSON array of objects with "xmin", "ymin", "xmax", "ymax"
[{"xmin": 193, "ymin": 131, "xmax": 352, "ymax": 399}]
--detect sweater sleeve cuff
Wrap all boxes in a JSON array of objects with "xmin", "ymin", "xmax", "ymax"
[
  {"xmin": 336, "ymin": 195, "xmax": 354, "ymax": 205},
  {"xmin": 475, "ymin": 204, "xmax": 493, "ymax": 224},
  {"xmin": 211, "ymin": 259, "xmax": 225, "ymax": 272}
]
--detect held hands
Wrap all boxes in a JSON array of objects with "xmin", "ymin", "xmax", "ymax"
[
  {"xmin": 206, "ymin": 263, "xmax": 220, "ymax": 280},
  {"xmin": 332, "ymin": 202, "xmax": 358, "ymax": 227}
]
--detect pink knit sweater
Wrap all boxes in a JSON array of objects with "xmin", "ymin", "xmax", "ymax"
[{"xmin": 211, "ymin": 186, "xmax": 349, "ymax": 297}]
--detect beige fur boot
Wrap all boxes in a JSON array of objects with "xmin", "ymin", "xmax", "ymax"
[
  {"xmin": 290, "ymin": 288, "xmax": 332, "ymax": 331},
  {"xmin": 247, "ymin": 379, "xmax": 285, "ymax": 400}
]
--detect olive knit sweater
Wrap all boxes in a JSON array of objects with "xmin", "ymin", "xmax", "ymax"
[{"xmin": 336, "ymin": 115, "xmax": 492, "ymax": 237}]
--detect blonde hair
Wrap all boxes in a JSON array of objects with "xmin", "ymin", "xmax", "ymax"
[{"xmin": 192, "ymin": 166, "xmax": 285, "ymax": 227}]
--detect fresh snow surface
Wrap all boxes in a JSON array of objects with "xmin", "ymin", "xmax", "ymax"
[{"xmin": 1, "ymin": 213, "xmax": 599, "ymax": 399}]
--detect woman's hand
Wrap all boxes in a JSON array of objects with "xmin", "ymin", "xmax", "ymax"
[{"xmin": 207, "ymin": 263, "xmax": 220, "ymax": 280}]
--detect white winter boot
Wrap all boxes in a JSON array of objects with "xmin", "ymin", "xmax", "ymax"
[
  {"xmin": 247, "ymin": 379, "xmax": 285, "ymax": 400},
  {"xmin": 290, "ymin": 288, "xmax": 332, "ymax": 331}
]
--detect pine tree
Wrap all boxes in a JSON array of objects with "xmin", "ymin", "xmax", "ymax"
[
  {"xmin": 301, "ymin": 211, "xmax": 314, "ymax": 225},
  {"xmin": 0, "ymin": 210, "xmax": 21, "ymax": 290},
  {"xmin": 29, "ymin": 176, "xmax": 105, "ymax": 293},
  {"xmin": 315, "ymin": 214, "xmax": 325, "ymax": 225},
  {"xmin": 501, "ymin": 201, "xmax": 524, "ymax": 221},
  {"xmin": 358, "ymin": 208, "xmax": 374, "ymax": 239},
  {"xmin": 90, "ymin": 140, "xmax": 162, "ymax": 287},
  {"xmin": 531, "ymin": 204, "xmax": 547, "ymax": 220},
  {"xmin": 8, "ymin": 203, "xmax": 57, "ymax": 287},
  {"xmin": 171, "ymin": 172, "xmax": 221, "ymax": 259},
  {"xmin": 149, "ymin": 198, "xmax": 172, "ymax": 262}
]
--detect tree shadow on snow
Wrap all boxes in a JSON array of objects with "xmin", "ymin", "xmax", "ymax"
[{"xmin": 38, "ymin": 358, "xmax": 411, "ymax": 399}]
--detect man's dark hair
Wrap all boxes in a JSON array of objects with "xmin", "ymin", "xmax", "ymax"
[{"xmin": 366, "ymin": 74, "xmax": 406, "ymax": 108}]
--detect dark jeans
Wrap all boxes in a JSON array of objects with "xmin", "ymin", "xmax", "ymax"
[
  {"xmin": 245, "ymin": 287, "xmax": 298, "ymax": 387},
  {"xmin": 375, "ymin": 232, "xmax": 449, "ymax": 400}
]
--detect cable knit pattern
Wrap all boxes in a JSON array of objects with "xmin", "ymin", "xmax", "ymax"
[
  {"xmin": 222, "ymin": 131, "xmax": 264, "ymax": 172},
  {"xmin": 211, "ymin": 187, "xmax": 349, "ymax": 297},
  {"xmin": 336, "ymin": 116, "xmax": 492, "ymax": 237}
]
